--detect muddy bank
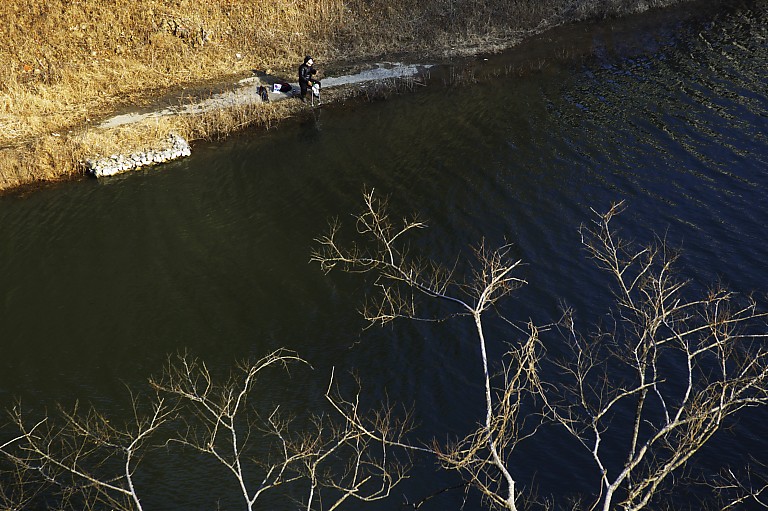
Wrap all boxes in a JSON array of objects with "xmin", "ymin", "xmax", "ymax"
[
  {"xmin": 98, "ymin": 63, "xmax": 434, "ymax": 130},
  {"xmin": 80, "ymin": 63, "xmax": 432, "ymax": 178}
]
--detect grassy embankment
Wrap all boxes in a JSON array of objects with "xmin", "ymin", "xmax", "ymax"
[{"xmin": 0, "ymin": 0, "xmax": 686, "ymax": 192}]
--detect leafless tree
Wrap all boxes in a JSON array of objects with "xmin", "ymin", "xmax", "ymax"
[
  {"xmin": 303, "ymin": 368, "xmax": 415, "ymax": 510},
  {"xmin": 312, "ymin": 189, "xmax": 536, "ymax": 510},
  {"xmin": 710, "ymin": 460, "xmax": 768, "ymax": 510},
  {"xmin": 150, "ymin": 349, "xmax": 412, "ymax": 511},
  {"xmin": 544, "ymin": 202, "xmax": 768, "ymax": 511},
  {"xmin": 150, "ymin": 349, "xmax": 308, "ymax": 511},
  {"xmin": 0, "ymin": 390, "xmax": 173, "ymax": 511},
  {"xmin": 4, "ymin": 194, "xmax": 767, "ymax": 510},
  {"xmin": 312, "ymin": 191, "xmax": 768, "ymax": 510},
  {"xmin": 1, "ymin": 431, "xmax": 48, "ymax": 510},
  {"xmin": 0, "ymin": 349, "xmax": 412, "ymax": 511}
]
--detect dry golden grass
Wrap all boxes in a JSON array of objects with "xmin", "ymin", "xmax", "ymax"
[{"xmin": 0, "ymin": 0, "xmax": 688, "ymax": 192}]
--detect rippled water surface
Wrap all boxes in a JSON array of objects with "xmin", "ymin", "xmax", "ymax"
[{"xmin": 1, "ymin": 1, "xmax": 767, "ymax": 508}]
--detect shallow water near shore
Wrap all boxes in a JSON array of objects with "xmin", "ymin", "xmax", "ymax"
[{"xmin": 1, "ymin": 0, "xmax": 767, "ymax": 508}]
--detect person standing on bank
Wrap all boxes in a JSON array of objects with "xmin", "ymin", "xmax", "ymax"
[{"xmin": 298, "ymin": 55, "xmax": 320, "ymax": 101}]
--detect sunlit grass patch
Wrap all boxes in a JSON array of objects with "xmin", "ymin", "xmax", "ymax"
[{"xmin": 0, "ymin": 0, "xmax": 689, "ymax": 191}]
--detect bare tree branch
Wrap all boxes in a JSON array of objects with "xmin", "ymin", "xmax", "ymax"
[
  {"xmin": 1, "ymin": 390, "xmax": 174, "ymax": 511},
  {"xmin": 151, "ymin": 349, "xmax": 413, "ymax": 511},
  {"xmin": 149, "ymin": 349, "xmax": 312, "ymax": 510},
  {"xmin": 314, "ymin": 193, "xmax": 768, "ymax": 511},
  {"xmin": 711, "ymin": 462, "xmax": 768, "ymax": 510},
  {"xmin": 546, "ymin": 203, "xmax": 768, "ymax": 511},
  {"xmin": 313, "ymin": 190, "xmax": 532, "ymax": 510},
  {"xmin": 1, "ymin": 348, "xmax": 414, "ymax": 511}
]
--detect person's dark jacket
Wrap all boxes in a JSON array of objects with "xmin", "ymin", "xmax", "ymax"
[{"xmin": 298, "ymin": 63, "xmax": 317, "ymax": 86}]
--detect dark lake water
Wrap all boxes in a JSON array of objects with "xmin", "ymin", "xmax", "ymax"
[{"xmin": 1, "ymin": 0, "xmax": 767, "ymax": 508}]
